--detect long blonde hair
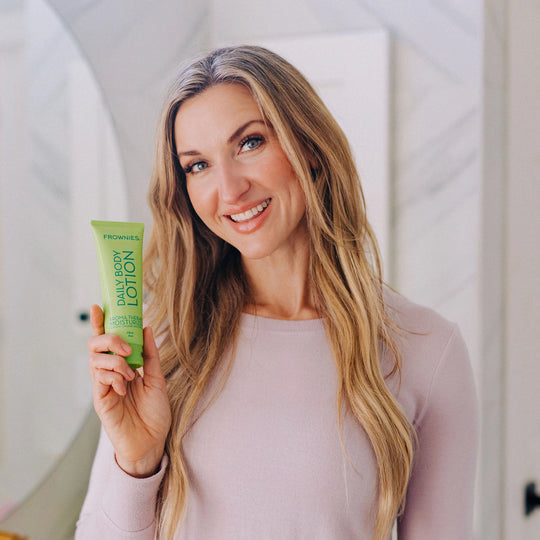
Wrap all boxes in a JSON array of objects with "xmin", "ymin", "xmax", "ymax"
[{"xmin": 144, "ymin": 45, "xmax": 416, "ymax": 539}]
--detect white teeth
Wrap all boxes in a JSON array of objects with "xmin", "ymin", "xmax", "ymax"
[{"xmin": 230, "ymin": 199, "xmax": 270, "ymax": 222}]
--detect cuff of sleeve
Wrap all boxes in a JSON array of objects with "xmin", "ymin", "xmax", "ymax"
[{"xmin": 101, "ymin": 453, "xmax": 169, "ymax": 532}]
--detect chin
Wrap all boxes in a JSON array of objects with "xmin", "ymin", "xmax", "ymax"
[
  {"xmin": 231, "ymin": 242, "xmax": 276, "ymax": 261},
  {"xmin": 236, "ymin": 248, "xmax": 273, "ymax": 261}
]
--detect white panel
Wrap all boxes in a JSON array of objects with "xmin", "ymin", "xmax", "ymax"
[{"xmin": 503, "ymin": 0, "xmax": 540, "ymax": 537}]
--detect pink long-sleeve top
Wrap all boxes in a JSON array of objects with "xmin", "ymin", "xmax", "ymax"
[{"xmin": 76, "ymin": 288, "xmax": 479, "ymax": 539}]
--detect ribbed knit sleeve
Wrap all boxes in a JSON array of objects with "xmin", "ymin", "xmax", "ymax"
[{"xmin": 397, "ymin": 324, "xmax": 479, "ymax": 539}]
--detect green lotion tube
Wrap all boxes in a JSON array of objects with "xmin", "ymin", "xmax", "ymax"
[{"xmin": 91, "ymin": 220, "xmax": 145, "ymax": 369}]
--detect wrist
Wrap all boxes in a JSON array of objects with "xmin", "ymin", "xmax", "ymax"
[{"xmin": 115, "ymin": 450, "xmax": 164, "ymax": 478}]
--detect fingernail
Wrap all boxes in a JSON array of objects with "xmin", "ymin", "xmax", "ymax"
[{"xmin": 122, "ymin": 344, "xmax": 132, "ymax": 355}]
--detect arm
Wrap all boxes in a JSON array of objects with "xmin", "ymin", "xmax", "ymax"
[
  {"xmin": 397, "ymin": 324, "xmax": 479, "ymax": 539},
  {"xmin": 76, "ymin": 305, "xmax": 171, "ymax": 538},
  {"xmin": 75, "ymin": 427, "xmax": 168, "ymax": 539}
]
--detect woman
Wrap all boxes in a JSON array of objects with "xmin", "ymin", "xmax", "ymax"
[{"xmin": 77, "ymin": 46, "xmax": 478, "ymax": 539}]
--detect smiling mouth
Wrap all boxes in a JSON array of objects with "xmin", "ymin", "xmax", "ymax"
[{"xmin": 228, "ymin": 198, "xmax": 271, "ymax": 223}]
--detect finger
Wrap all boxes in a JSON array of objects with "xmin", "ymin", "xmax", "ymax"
[
  {"xmin": 89, "ymin": 353, "xmax": 135, "ymax": 382},
  {"xmin": 93, "ymin": 369, "xmax": 128, "ymax": 398},
  {"xmin": 88, "ymin": 333, "xmax": 133, "ymax": 357},
  {"xmin": 141, "ymin": 327, "xmax": 165, "ymax": 381},
  {"xmin": 90, "ymin": 304, "xmax": 105, "ymax": 336}
]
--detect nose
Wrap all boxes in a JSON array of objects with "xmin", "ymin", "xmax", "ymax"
[{"xmin": 217, "ymin": 160, "xmax": 250, "ymax": 204}]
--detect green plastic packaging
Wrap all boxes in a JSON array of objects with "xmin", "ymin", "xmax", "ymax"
[{"xmin": 91, "ymin": 220, "xmax": 145, "ymax": 369}]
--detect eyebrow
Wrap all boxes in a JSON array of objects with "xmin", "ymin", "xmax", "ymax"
[{"xmin": 177, "ymin": 119, "xmax": 266, "ymax": 158}]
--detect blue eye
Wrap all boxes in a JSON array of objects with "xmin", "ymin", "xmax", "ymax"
[
  {"xmin": 240, "ymin": 135, "xmax": 263, "ymax": 152},
  {"xmin": 184, "ymin": 161, "xmax": 208, "ymax": 174},
  {"xmin": 192, "ymin": 162, "xmax": 208, "ymax": 172}
]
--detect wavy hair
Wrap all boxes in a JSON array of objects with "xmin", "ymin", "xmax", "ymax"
[{"xmin": 144, "ymin": 45, "xmax": 416, "ymax": 540}]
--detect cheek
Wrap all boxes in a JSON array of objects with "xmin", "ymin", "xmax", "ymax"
[
  {"xmin": 288, "ymin": 177, "xmax": 307, "ymax": 213},
  {"xmin": 186, "ymin": 183, "xmax": 210, "ymax": 219}
]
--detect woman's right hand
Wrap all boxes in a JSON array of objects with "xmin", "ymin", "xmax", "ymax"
[{"xmin": 87, "ymin": 304, "xmax": 172, "ymax": 478}]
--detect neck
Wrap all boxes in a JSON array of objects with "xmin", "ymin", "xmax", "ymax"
[{"xmin": 241, "ymin": 238, "xmax": 319, "ymax": 321}]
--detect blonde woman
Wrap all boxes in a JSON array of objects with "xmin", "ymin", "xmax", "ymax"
[{"xmin": 77, "ymin": 46, "xmax": 478, "ymax": 540}]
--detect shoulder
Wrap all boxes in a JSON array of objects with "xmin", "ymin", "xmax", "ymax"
[
  {"xmin": 382, "ymin": 285, "xmax": 455, "ymax": 338},
  {"xmin": 381, "ymin": 285, "xmax": 473, "ymax": 427},
  {"xmin": 382, "ymin": 284, "xmax": 460, "ymax": 360}
]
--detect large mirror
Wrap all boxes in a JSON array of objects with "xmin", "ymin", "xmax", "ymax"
[{"xmin": 0, "ymin": 0, "xmax": 126, "ymax": 521}]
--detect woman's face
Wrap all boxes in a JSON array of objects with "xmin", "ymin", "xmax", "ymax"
[{"xmin": 174, "ymin": 83, "xmax": 308, "ymax": 262}]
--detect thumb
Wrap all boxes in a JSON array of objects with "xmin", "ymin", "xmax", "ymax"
[
  {"xmin": 90, "ymin": 304, "xmax": 105, "ymax": 336},
  {"xmin": 141, "ymin": 326, "xmax": 165, "ymax": 381}
]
